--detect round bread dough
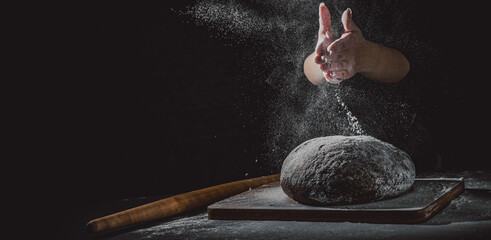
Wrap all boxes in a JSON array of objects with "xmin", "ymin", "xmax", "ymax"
[{"xmin": 280, "ymin": 135, "xmax": 415, "ymax": 206}]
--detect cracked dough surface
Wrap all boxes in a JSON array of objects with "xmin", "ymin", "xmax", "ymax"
[{"xmin": 280, "ymin": 135, "xmax": 415, "ymax": 206}]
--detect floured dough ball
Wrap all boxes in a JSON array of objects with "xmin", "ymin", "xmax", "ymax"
[{"xmin": 280, "ymin": 135, "xmax": 415, "ymax": 206}]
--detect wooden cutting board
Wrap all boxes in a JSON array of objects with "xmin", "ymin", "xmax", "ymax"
[{"xmin": 208, "ymin": 178, "xmax": 464, "ymax": 224}]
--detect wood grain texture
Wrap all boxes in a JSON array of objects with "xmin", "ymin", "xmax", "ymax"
[
  {"xmin": 208, "ymin": 178, "xmax": 464, "ymax": 224},
  {"xmin": 87, "ymin": 174, "xmax": 280, "ymax": 233}
]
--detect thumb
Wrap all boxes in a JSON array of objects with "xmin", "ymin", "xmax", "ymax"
[{"xmin": 341, "ymin": 8, "xmax": 359, "ymax": 32}]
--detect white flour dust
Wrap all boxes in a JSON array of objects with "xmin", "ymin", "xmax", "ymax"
[
  {"xmin": 133, "ymin": 213, "xmax": 212, "ymax": 238},
  {"xmin": 334, "ymin": 88, "xmax": 365, "ymax": 135},
  {"xmin": 180, "ymin": 0, "xmax": 417, "ymax": 172},
  {"xmin": 185, "ymin": 0, "xmax": 275, "ymax": 43}
]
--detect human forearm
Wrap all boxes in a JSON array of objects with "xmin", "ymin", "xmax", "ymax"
[
  {"xmin": 357, "ymin": 40, "xmax": 410, "ymax": 83},
  {"xmin": 304, "ymin": 52, "xmax": 325, "ymax": 85}
]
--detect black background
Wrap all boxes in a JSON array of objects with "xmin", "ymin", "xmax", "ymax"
[{"xmin": 11, "ymin": 0, "xmax": 490, "ymax": 238}]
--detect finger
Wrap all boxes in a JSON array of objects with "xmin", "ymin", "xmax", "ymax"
[
  {"xmin": 318, "ymin": 3, "xmax": 333, "ymax": 39},
  {"xmin": 330, "ymin": 71, "xmax": 348, "ymax": 80},
  {"xmin": 314, "ymin": 54, "xmax": 325, "ymax": 64},
  {"xmin": 319, "ymin": 62, "xmax": 329, "ymax": 71},
  {"xmin": 324, "ymin": 72, "xmax": 344, "ymax": 84},
  {"xmin": 341, "ymin": 8, "xmax": 359, "ymax": 33},
  {"xmin": 327, "ymin": 38, "xmax": 347, "ymax": 52},
  {"xmin": 319, "ymin": 61, "xmax": 345, "ymax": 72},
  {"xmin": 315, "ymin": 41, "xmax": 329, "ymax": 59},
  {"xmin": 325, "ymin": 52, "xmax": 346, "ymax": 62},
  {"xmin": 319, "ymin": 62, "xmax": 330, "ymax": 72},
  {"xmin": 327, "ymin": 78, "xmax": 343, "ymax": 84},
  {"xmin": 323, "ymin": 72, "xmax": 332, "ymax": 82}
]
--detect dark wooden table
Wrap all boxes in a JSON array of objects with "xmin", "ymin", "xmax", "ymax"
[{"xmin": 62, "ymin": 171, "xmax": 491, "ymax": 240}]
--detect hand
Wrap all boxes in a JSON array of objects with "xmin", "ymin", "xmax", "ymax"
[
  {"xmin": 313, "ymin": 3, "xmax": 337, "ymax": 83},
  {"xmin": 314, "ymin": 5, "xmax": 368, "ymax": 84},
  {"xmin": 306, "ymin": 3, "xmax": 409, "ymax": 84}
]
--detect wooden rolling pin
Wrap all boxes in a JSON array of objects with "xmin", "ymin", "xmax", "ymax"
[{"xmin": 86, "ymin": 174, "xmax": 280, "ymax": 233}]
